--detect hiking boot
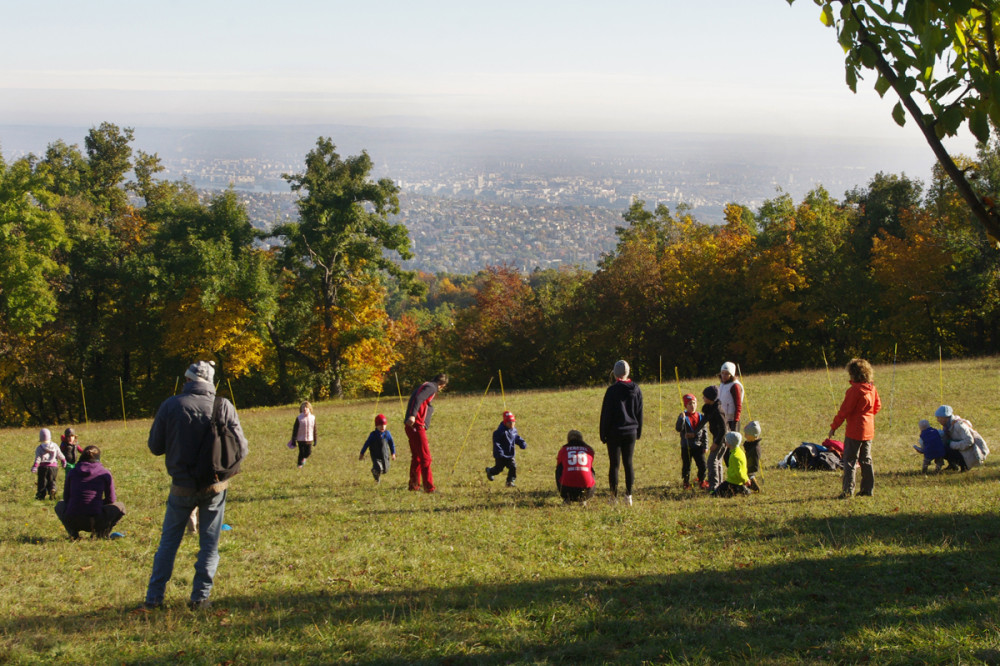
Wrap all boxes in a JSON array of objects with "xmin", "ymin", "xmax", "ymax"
[
  {"xmin": 141, "ymin": 600, "xmax": 163, "ymax": 611},
  {"xmin": 485, "ymin": 467, "xmax": 495, "ymax": 481},
  {"xmin": 187, "ymin": 599, "xmax": 212, "ymax": 611}
]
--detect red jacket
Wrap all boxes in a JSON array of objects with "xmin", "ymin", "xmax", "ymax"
[{"xmin": 830, "ymin": 382, "xmax": 881, "ymax": 440}]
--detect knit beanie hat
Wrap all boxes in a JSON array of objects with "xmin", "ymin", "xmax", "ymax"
[
  {"xmin": 613, "ymin": 360, "xmax": 630, "ymax": 380},
  {"xmin": 502, "ymin": 410, "xmax": 516, "ymax": 424},
  {"xmin": 185, "ymin": 360, "xmax": 216, "ymax": 384},
  {"xmin": 918, "ymin": 418, "xmax": 931, "ymax": 431},
  {"xmin": 744, "ymin": 420, "xmax": 762, "ymax": 440},
  {"xmin": 702, "ymin": 386, "xmax": 718, "ymax": 401},
  {"xmin": 721, "ymin": 362, "xmax": 736, "ymax": 377},
  {"xmin": 39, "ymin": 428, "xmax": 51, "ymax": 443},
  {"xmin": 935, "ymin": 405, "xmax": 953, "ymax": 418},
  {"xmin": 724, "ymin": 431, "xmax": 743, "ymax": 447}
]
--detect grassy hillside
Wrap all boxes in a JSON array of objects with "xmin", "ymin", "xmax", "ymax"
[{"xmin": 1, "ymin": 357, "xmax": 999, "ymax": 664}]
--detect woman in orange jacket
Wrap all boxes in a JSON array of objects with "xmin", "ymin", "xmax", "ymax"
[{"xmin": 828, "ymin": 358, "xmax": 881, "ymax": 499}]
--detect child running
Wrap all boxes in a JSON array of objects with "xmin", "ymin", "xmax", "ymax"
[
  {"xmin": 675, "ymin": 393, "xmax": 708, "ymax": 489},
  {"xmin": 486, "ymin": 411, "xmax": 527, "ymax": 487},
  {"xmin": 31, "ymin": 428, "xmax": 66, "ymax": 500},
  {"xmin": 359, "ymin": 414, "xmax": 396, "ymax": 483},
  {"xmin": 828, "ymin": 358, "xmax": 881, "ymax": 499},
  {"xmin": 291, "ymin": 401, "xmax": 318, "ymax": 469}
]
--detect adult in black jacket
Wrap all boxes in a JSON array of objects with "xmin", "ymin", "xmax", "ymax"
[{"xmin": 599, "ymin": 360, "xmax": 643, "ymax": 505}]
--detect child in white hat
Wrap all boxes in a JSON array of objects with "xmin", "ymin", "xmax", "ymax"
[{"xmin": 31, "ymin": 428, "xmax": 66, "ymax": 500}]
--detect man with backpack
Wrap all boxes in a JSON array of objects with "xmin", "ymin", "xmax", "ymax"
[{"xmin": 143, "ymin": 360, "xmax": 248, "ymax": 611}]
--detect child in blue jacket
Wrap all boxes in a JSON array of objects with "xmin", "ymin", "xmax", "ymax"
[
  {"xmin": 486, "ymin": 411, "xmax": 527, "ymax": 487},
  {"xmin": 359, "ymin": 414, "xmax": 396, "ymax": 483}
]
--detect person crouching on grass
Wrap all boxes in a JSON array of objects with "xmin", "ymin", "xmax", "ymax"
[
  {"xmin": 828, "ymin": 358, "xmax": 881, "ymax": 499},
  {"xmin": 675, "ymin": 393, "xmax": 707, "ymax": 490},
  {"xmin": 359, "ymin": 414, "xmax": 396, "ymax": 483},
  {"xmin": 556, "ymin": 430, "xmax": 596, "ymax": 504},
  {"xmin": 486, "ymin": 410, "xmax": 527, "ymax": 487},
  {"xmin": 914, "ymin": 418, "xmax": 946, "ymax": 474},
  {"xmin": 713, "ymin": 431, "xmax": 750, "ymax": 498}
]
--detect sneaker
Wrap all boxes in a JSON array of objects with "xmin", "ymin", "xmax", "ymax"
[
  {"xmin": 857, "ymin": 491, "xmax": 873, "ymax": 497},
  {"xmin": 485, "ymin": 467, "xmax": 495, "ymax": 481},
  {"xmin": 297, "ymin": 463, "xmax": 303, "ymax": 469},
  {"xmin": 699, "ymin": 480, "xmax": 709, "ymax": 490},
  {"xmin": 141, "ymin": 601, "xmax": 163, "ymax": 611},
  {"xmin": 187, "ymin": 599, "xmax": 212, "ymax": 611},
  {"xmin": 506, "ymin": 480, "xmax": 516, "ymax": 488},
  {"xmin": 625, "ymin": 495, "xmax": 633, "ymax": 506},
  {"xmin": 683, "ymin": 482, "xmax": 692, "ymax": 490}
]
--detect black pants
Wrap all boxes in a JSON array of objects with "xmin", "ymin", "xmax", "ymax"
[
  {"xmin": 36, "ymin": 467, "xmax": 58, "ymax": 499},
  {"xmin": 559, "ymin": 485, "xmax": 595, "ymax": 502},
  {"xmin": 606, "ymin": 433, "xmax": 636, "ymax": 496},
  {"xmin": 681, "ymin": 442, "xmax": 707, "ymax": 484},
  {"xmin": 944, "ymin": 448, "xmax": 968, "ymax": 471},
  {"xmin": 487, "ymin": 457, "xmax": 517, "ymax": 482},
  {"xmin": 54, "ymin": 500, "xmax": 126, "ymax": 538},
  {"xmin": 297, "ymin": 441, "xmax": 313, "ymax": 465},
  {"xmin": 714, "ymin": 481, "xmax": 750, "ymax": 498}
]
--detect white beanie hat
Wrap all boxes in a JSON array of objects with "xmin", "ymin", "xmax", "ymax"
[
  {"xmin": 724, "ymin": 431, "xmax": 743, "ymax": 447},
  {"xmin": 613, "ymin": 360, "xmax": 630, "ymax": 379},
  {"xmin": 721, "ymin": 362, "xmax": 736, "ymax": 376},
  {"xmin": 935, "ymin": 405, "xmax": 953, "ymax": 418},
  {"xmin": 39, "ymin": 428, "xmax": 51, "ymax": 443},
  {"xmin": 185, "ymin": 360, "xmax": 216, "ymax": 384}
]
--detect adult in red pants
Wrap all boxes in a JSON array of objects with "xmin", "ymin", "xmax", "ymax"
[{"xmin": 404, "ymin": 373, "xmax": 448, "ymax": 492}]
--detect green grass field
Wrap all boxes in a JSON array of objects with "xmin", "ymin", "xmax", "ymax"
[{"xmin": 2, "ymin": 358, "xmax": 1000, "ymax": 664}]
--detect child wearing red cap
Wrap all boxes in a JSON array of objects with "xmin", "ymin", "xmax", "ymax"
[
  {"xmin": 675, "ymin": 394, "xmax": 708, "ymax": 489},
  {"xmin": 486, "ymin": 411, "xmax": 527, "ymax": 487},
  {"xmin": 359, "ymin": 414, "xmax": 396, "ymax": 483}
]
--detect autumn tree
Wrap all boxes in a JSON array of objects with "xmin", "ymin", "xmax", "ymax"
[{"xmin": 273, "ymin": 138, "xmax": 416, "ymax": 398}]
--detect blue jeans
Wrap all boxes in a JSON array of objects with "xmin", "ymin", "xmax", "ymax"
[{"xmin": 145, "ymin": 489, "xmax": 227, "ymax": 605}]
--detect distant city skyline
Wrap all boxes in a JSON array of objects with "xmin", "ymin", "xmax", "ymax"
[{"xmin": 0, "ymin": 0, "xmax": 976, "ymax": 159}]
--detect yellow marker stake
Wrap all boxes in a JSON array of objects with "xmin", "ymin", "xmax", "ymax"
[
  {"xmin": 451, "ymin": 377, "xmax": 493, "ymax": 476},
  {"xmin": 939, "ymin": 345, "xmax": 944, "ymax": 404},
  {"xmin": 822, "ymin": 348, "xmax": 836, "ymax": 412},
  {"xmin": 119, "ymin": 377, "xmax": 127, "ymax": 428},
  {"xmin": 736, "ymin": 363, "xmax": 752, "ymax": 423},
  {"xmin": 173, "ymin": 377, "xmax": 180, "ymax": 396},
  {"xmin": 658, "ymin": 356, "xmax": 662, "ymax": 436},
  {"xmin": 80, "ymin": 379, "xmax": 89, "ymax": 425},
  {"xmin": 394, "ymin": 372, "xmax": 404, "ymax": 414},
  {"xmin": 228, "ymin": 378, "xmax": 237, "ymax": 411},
  {"xmin": 674, "ymin": 366, "xmax": 684, "ymax": 405},
  {"xmin": 498, "ymin": 369, "xmax": 507, "ymax": 410}
]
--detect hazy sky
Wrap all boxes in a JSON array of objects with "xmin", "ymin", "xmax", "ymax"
[{"xmin": 0, "ymin": 0, "xmax": 976, "ymax": 152}]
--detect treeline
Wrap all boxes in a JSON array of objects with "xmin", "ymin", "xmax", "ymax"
[{"xmin": 2, "ymin": 124, "xmax": 999, "ymax": 426}]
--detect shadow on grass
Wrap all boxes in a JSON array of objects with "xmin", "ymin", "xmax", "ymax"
[{"xmin": 9, "ymin": 512, "xmax": 1000, "ymax": 664}]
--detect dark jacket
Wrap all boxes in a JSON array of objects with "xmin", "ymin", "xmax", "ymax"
[
  {"xmin": 63, "ymin": 460, "xmax": 116, "ymax": 517},
  {"xmin": 492, "ymin": 422, "xmax": 527, "ymax": 460},
  {"xmin": 675, "ymin": 412, "xmax": 708, "ymax": 449},
  {"xmin": 148, "ymin": 379, "xmax": 248, "ymax": 489},
  {"xmin": 698, "ymin": 401, "xmax": 727, "ymax": 446},
  {"xmin": 600, "ymin": 380, "xmax": 643, "ymax": 443},
  {"xmin": 405, "ymin": 382, "xmax": 439, "ymax": 429}
]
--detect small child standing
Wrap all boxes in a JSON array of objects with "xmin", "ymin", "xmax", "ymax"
[
  {"xmin": 713, "ymin": 431, "xmax": 751, "ymax": 497},
  {"xmin": 914, "ymin": 418, "xmax": 946, "ymax": 473},
  {"xmin": 60, "ymin": 427, "xmax": 83, "ymax": 468},
  {"xmin": 743, "ymin": 421, "xmax": 763, "ymax": 492},
  {"xmin": 291, "ymin": 401, "xmax": 318, "ymax": 469},
  {"xmin": 701, "ymin": 386, "xmax": 728, "ymax": 492},
  {"xmin": 486, "ymin": 411, "xmax": 527, "ymax": 487},
  {"xmin": 359, "ymin": 414, "xmax": 396, "ymax": 483},
  {"xmin": 31, "ymin": 428, "xmax": 66, "ymax": 500},
  {"xmin": 675, "ymin": 393, "xmax": 708, "ymax": 489}
]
